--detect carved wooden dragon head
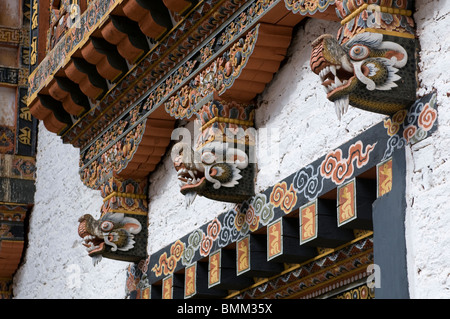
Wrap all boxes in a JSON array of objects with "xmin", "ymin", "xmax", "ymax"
[
  {"xmin": 310, "ymin": 0, "xmax": 417, "ymax": 118},
  {"xmin": 171, "ymin": 96, "xmax": 255, "ymax": 206}
]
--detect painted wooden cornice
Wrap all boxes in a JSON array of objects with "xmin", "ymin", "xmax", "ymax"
[
  {"xmin": 0, "ymin": 1, "xmax": 35, "ymax": 299},
  {"xmin": 27, "ymin": 0, "xmax": 339, "ymax": 191}
]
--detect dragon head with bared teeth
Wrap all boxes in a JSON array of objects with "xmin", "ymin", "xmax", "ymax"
[{"xmin": 172, "ymin": 140, "xmax": 254, "ymax": 206}]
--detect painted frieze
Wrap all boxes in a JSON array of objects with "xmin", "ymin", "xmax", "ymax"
[
  {"xmin": 184, "ymin": 263, "xmax": 197, "ymax": 298},
  {"xmin": 162, "ymin": 275, "xmax": 173, "ymax": 299},
  {"xmin": 164, "ymin": 26, "xmax": 260, "ymax": 120},
  {"xmin": 28, "ymin": 0, "xmax": 248, "ymax": 142},
  {"xmin": 337, "ymin": 179, "xmax": 357, "ymax": 226},
  {"xmin": 28, "ymin": 0, "xmax": 326, "ymax": 149},
  {"xmin": 267, "ymin": 219, "xmax": 282, "ymax": 260}
]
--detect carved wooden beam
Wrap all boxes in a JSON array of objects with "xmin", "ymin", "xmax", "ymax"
[
  {"xmin": 81, "ymin": 37, "xmax": 129, "ymax": 82},
  {"xmin": 30, "ymin": 94, "xmax": 74, "ymax": 135},
  {"xmin": 267, "ymin": 217, "xmax": 316, "ymax": 263}
]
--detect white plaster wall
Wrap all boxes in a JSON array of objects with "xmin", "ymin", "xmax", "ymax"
[
  {"xmin": 12, "ymin": 122, "xmax": 129, "ymax": 299},
  {"xmin": 405, "ymin": 0, "xmax": 450, "ymax": 299}
]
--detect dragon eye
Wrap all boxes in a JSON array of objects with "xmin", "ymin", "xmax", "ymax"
[
  {"xmin": 349, "ymin": 45, "xmax": 370, "ymax": 61},
  {"xmin": 100, "ymin": 221, "xmax": 114, "ymax": 232},
  {"xmin": 201, "ymin": 152, "xmax": 215, "ymax": 165}
]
